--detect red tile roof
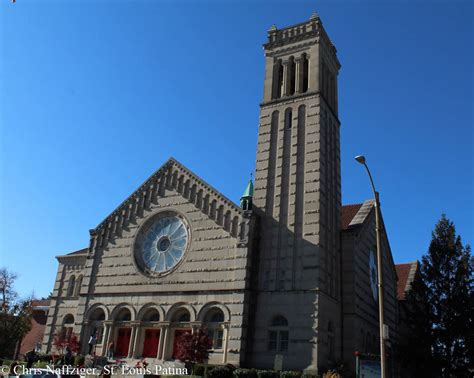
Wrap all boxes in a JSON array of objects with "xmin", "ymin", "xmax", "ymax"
[
  {"xmin": 31, "ymin": 299, "xmax": 50, "ymax": 307},
  {"xmin": 395, "ymin": 262, "xmax": 417, "ymax": 300},
  {"xmin": 341, "ymin": 204, "xmax": 363, "ymax": 230},
  {"xmin": 20, "ymin": 302, "xmax": 49, "ymax": 355}
]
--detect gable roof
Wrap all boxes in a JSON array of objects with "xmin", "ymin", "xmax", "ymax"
[
  {"xmin": 395, "ymin": 261, "xmax": 418, "ymax": 300},
  {"xmin": 66, "ymin": 248, "xmax": 88, "ymax": 256},
  {"xmin": 93, "ymin": 157, "xmax": 243, "ymax": 233},
  {"xmin": 341, "ymin": 203, "xmax": 363, "ymax": 230},
  {"xmin": 341, "ymin": 200, "xmax": 375, "ymax": 231},
  {"xmin": 31, "ymin": 299, "xmax": 50, "ymax": 308}
]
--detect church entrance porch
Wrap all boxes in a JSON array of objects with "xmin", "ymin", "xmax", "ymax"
[
  {"xmin": 142, "ymin": 329, "xmax": 160, "ymax": 358},
  {"xmin": 116, "ymin": 328, "xmax": 131, "ymax": 357}
]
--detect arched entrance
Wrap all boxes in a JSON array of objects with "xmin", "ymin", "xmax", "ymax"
[
  {"xmin": 140, "ymin": 307, "xmax": 161, "ymax": 358},
  {"xmin": 114, "ymin": 308, "xmax": 132, "ymax": 358},
  {"xmin": 170, "ymin": 308, "xmax": 191, "ymax": 360},
  {"xmin": 87, "ymin": 307, "xmax": 105, "ymax": 355},
  {"xmin": 203, "ymin": 307, "xmax": 225, "ymax": 350}
]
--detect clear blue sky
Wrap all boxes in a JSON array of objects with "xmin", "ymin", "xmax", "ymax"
[{"xmin": 1, "ymin": 0, "xmax": 472, "ymax": 298}]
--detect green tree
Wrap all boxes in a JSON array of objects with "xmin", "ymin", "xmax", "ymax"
[
  {"xmin": 406, "ymin": 215, "xmax": 473, "ymax": 377},
  {"xmin": 0, "ymin": 268, "xmax": 33, "ymax": 359},
  {"xmin": 401, "ymin": 268, "xmax": 435, "ymax": 375}
]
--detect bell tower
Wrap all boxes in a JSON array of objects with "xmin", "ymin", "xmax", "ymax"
[{"xmin": 250, "ymin": 13, "xmax": 341, "ymax": 371}]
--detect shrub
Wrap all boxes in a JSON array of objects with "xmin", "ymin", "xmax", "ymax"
[
  {"xmin": 74, "ymin": 355, "xmax": 85, "ymax": 367},
  {"xmin": 233, "ymin": 368, "xmax": 258, "ymax": 378},
  {"xmin": 256, "ymin": 370, "xmax": 279, "ymax": 378},
  {"xmin": 208, "ymin": 365, "xmax": 234, "ymax": 378},
  {"xmin": 280, "ymin": 372, "xmax": 302, "ymax": 378},
  {"xmin": 193, "ymin": 364, "xmax": 206, "ymax": 376}
]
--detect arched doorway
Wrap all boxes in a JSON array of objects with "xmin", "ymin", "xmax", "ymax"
[
  {"xmin": 114, "ymin": 308, "xmax": 132, "ymax": 358},
  {"xmin": 170, "ymin": 308, "xmax": 191, "ymax": 360},
  {"xmin": 87, "ymin": 307, "xmax": 105, "ymax": 355},
  {"xmin": 203, "ymin": 308, "xmax": 225, "ymax": 350},
  {"xmin": 140, "ymin": 307, "xmax": 161, "ymax": 358}
]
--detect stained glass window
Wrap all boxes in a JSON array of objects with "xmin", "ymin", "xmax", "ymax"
[{"xmin": 137, "ymin": 215, "xmax": 188, "ymax": 274}]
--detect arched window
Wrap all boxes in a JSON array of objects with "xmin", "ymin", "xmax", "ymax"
[
  {"xmin": 289, "ymin": 56, "xmax": 296, "ymax": 95},
  {"xmin": 73, "ymin": 275, "xmax": 83, "ymax": 297},
  {"xmin": 190, "ymin": 184, "xmax": 197, "ymax": 203},
  {"xmin": 177, "ymin": 176, "xmax": 184, "ymax": 193},
  {"xmin": 217, "ymin": 205, "xmax": 224, "ymax": 225},
  {"xmin": 204, "ymin": 308, "xmax": 226, "ymax": 349},
  {"xmin": 203, "ymin": 194, "xmax": 210, "ymax": 214},
  {"xmin": 272, "ymin": 59, "xmax": 283, "ymax": 99},
  {"xmin": 224, "ymin": 211, "xmax": 231, "ymax": 231},
  {"xmin": 88, "ymin": 308, "xmax": 105, "ymax": 344},
  {"xmin": 62, "ymin": 314, "xmax": 75, "ymax": 340},
  {"xmin": 183, "ymin": 180, "xmax": 190, "ymax": 198},
  {"xmin": 67, "ymin": 275, "xmax": 76, "ymax": 298},
  {"xmin": 172, "ymin": 171, "xmax": 178, "ymax": 189},
  {"xmin": 285, "ymin": 108, "xmax": 292, "ymax": 129},
  {"xmin": 196, "ymin": 190, "xmax": 203, "ymax": 209},
  {"xmin": 301, "ymin": 53, "xmax": 309, "ymax": 93},
  {"xmin": 172, "ymin": 308, "xmax": 191, "ymax": 323},
  {"xmin": 231, "ymin": 216, "xmax": 239, "ymax": 237},
  {"xmin": 268, "ymin": 315, "xmax": 289, "ymax": 352},
  {"xmin": 210, "ymin": 200, "xmax": 217, "ymax": 220},
  {"xmin": 115, "ymin": 308, "xmax": 131, "ymax": 322},
  {"xmin": 142, "ymin": 308, "xmax": 160, "ymax": 322}
]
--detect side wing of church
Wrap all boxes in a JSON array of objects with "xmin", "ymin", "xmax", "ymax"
[{"xmin": 42, "ymin": 14, "xmax": 400, "ymax": 375}]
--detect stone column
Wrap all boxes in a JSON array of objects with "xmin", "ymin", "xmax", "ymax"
[
  {"xmin": 190, "ymin": 321, "xmax": 201, "ymax": 334},
  {"xmin": 160, "ymin": 324, "xmax": 170, "ymax": 360},
  {"xmin": 103, "ymin": 321, "xmax": 114, "ymax": 357},
  {"xmin": 222, "ymin": 325, "xmax": 229, "ymax": 364},
  {"xmin": 295, "ymin": 57, "xmax": 302, "ymax": 93},
  {"xmin": 128, "ymin": 323, "xmax": 139, "ymax": 358},
  {"xmin": 157, "ymin": 324, "xmax": 167, "ymax": 360}
]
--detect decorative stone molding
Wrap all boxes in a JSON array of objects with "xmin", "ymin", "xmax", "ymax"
[{"xmin": 87, "ymin": 158, "xmax": 245, "ymax": 257}]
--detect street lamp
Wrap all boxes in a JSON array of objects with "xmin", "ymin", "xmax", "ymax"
[{"xmin": 355, "ymin": 155, "xmax": 386, "ymax": 378}]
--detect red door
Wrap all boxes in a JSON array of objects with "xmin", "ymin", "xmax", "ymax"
[
  {"xmin": 116, "ymin": 328, "xmax": 131, "ymax": 357},
  {"xmin": 172, "ymin": 329, "xmax": 190, "ymax": 360},
  {"xmin": 142, "ymin": 329, "xmax": 160, "ymax": 358}
]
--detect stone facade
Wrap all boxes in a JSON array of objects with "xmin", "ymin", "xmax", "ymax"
[{"xmin": 42, "ymin": 14, "xmax": 401, "ymax": 375}]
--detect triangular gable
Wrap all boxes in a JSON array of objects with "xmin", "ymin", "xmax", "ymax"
[
  {"xmin": 342, "ymin": 199, "xmax": 398, "ymax": 277},
  {"xmin": 88, "ymin": 157, "xmax": 244, "ymax": 253}
]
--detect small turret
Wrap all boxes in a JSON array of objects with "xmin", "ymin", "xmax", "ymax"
[{"xmin": 240, "ymin": 176, "xmax": 254, "ymax": 211}]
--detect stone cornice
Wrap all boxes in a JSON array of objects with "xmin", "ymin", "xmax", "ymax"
[
  {"xmin": 93, "ymin": 157, "xmax": 242, "ymax": 234},
  {"xmin": 88, "ymin": 157, "xmax": 245, "ymax": 256},
  {"xmin": 56, "ymin": 253, "xmax": 87, "ymax": 264},
  {"xmin": 260, "ymin": 91, "xmax": 341, "ymax": 125}
]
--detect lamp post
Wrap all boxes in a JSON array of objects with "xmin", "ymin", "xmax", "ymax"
[{"xmin": 355, "ymin": 155, "xmax": 386, "ymax": 378}]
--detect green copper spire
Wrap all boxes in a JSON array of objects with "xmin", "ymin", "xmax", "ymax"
[
  {"xmin": 242, "ymin": 178, "xmax": 254, "ymax": 198},
  {"xmin": 240, "ymin": 175, "xmax": 254, "ymax": 211}
]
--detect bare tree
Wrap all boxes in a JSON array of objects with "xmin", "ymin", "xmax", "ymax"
[{"xmin": 0, "ymin": 267, "xmax": 33, "ymax": 358}]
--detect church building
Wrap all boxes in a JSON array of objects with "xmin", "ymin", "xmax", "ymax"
[{"xmin": 41, "ymin": 14, "xmax": 400, "ymax": 375}]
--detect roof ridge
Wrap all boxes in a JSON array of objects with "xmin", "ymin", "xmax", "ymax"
[{"xmin": 93, "ymin": 157, "xmax": 242, "ymax": 232}]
